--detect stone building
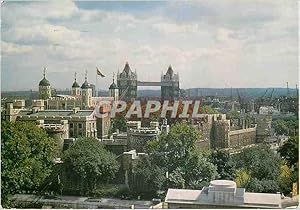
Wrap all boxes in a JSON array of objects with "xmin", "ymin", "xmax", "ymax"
[
  {"xmin": 116, "ymin": 62, "xmax": 180, "ymax": 101},
  {"xmin": 161, "ymin": 66, "xmax": 180, "ymax": 101},
  {"xmin": 191, "ymin": 113, "xmax": 267, "ymax": 150},
  {"xmin": 38, "ymin": 68, "xmax": 51, "ymax": 100},
  {"xmin": 16, "ymin": 108, "xmax": 100, "ymax": 138},
  {"xmin": 1, "ymin": 100, "xmax": 26, "ymax": 122},
  {"xmin": 108, "ymin": 75, "xmax": 119, "ymax": 101},
  {"xmin": 127, "ymin": 121, "xmax": 160, "ymax": 152},
  {"xmin": 165, "ymin": 180, "xmax": 281, "ymax": 208},
  {"xmin": 117, "ymin": 62, "xmax": 137, "ymax": 101},
  {"xmin": 38, "ymin": 69, "xmax": 115, "ymax": 110}
]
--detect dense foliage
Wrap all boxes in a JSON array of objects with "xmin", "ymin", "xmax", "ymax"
[
  {"xmin": 272, "ymin": 119, "xmax": 298, "ymax": 136},
  {"xmin": 278, "ymin": 136, "xmax": 299, "ymax": 168},
  {"xmin": 1, "ymin": 121, "xmax": 58, "ymax": 207},
  {"xmin": 133, "ymin": 123, "xmax": 217, "ymax": 195},
  {"xmin": 62, "ymin": 138, "xmax": 120, "ymax": 195},
  {"xmin": 278, "ymin": 136, "xmax": 299, "ymax": 187},
  {"xmin": 209, "ymin": 150, "xmax": 236, "ymax": 180},
  {"xmin": 233, "ymin": 145, "xmax": 282, "ymax": 193}
]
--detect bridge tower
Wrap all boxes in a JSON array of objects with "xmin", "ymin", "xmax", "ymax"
[
  {"xmin": 161, "ymin": 65, "xmax": 180, "ymax": 100},
  {"xmin": 117, "ymin": 62, "xmax": 137, "ymax": 101}
]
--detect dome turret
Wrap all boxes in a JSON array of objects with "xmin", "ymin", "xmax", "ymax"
[
  {"xmin": 81, "ymin": 71, "xmax": 91, "ymax": 89},
  {"xmin": 72, "ymin": 72, "xmax": 80, "ymax": 88},
  {"xmin": 39, "ymin": 68, "xmax": 50, "ymax": 86},
  {"xmin": 109, "ymin": 73, "xmax": 118, "ymax": 89}
]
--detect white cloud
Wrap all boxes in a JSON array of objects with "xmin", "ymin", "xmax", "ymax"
[
  {"xmin": 2, "ymin": 41, "xmax": 33, "ymax": 55},
  {"xmin": 1, "ymin": 0, "xmax": 298, "ymax": 91}
]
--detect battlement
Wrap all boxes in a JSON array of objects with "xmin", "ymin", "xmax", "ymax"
[
  {"xmin": 49, "ymin": 97, "xmax": 80, "ymax": 101},
  {"xmin": 101, "ymin": 138, "xmax": 128, "ymax": 145},
  {"xmin": 129, "ymin": 127, "xmax": 160, "ymax": 135}
]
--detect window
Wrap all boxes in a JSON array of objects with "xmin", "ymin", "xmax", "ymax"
[
  {"xmin": 70, "ymin": 123, "xmax": 73, "ymax": 129},
  {"xmin": 78, "ymin": 123, "xmax": 82, "ymax": 129}
]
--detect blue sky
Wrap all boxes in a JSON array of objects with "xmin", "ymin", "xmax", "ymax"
[{"xmin": 1, "ymin": 0, "xmax": 298, "ymax": 91}]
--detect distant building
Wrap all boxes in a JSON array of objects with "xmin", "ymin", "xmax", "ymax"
[
  {"xmin": 117, "ymin": 62, "xmax": 180, "ymax": 101},
  {"xmin": 161, "ymin": 66, "xmax": 180, "ymax": 100},
  {"xmin": 127, "ymin": 121, "xmax": 160, "ymax": 152},
  {"xmin": 117, "ymin": 62, "xmax": 137, "ymax": 101},
  {"xmin": 165, "ymin": 180, "xmax": 281, "ymax": 209},
  {"xmin": 38, "ymin": 69, "xmax": 115, "ymax": 110}
]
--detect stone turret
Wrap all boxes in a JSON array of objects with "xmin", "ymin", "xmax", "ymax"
[
  {"xmin": 109, "ymin": 73, "xmax": 119, "ymax": 101},
  {"xmin": 72, "ymin": 72, "xmax": 81, "ymax": 96},
  {"xmin": 117, "ymin": 62, "xmax": 137, "ymax": 101},
  {"xmin": 81, "ymin": 71, "xmax": 92, "ymax": 108},
  {"xmin": 161, "ymin": 65, "xmax": 180, "ymax": 101},
  {"xmin": 39, "ymin": 67, "xmax": 51, "ymax": 99}
]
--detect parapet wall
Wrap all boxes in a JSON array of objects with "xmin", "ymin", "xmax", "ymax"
[{"xmin": 229, "ymin": 127, "xmax": 256, "ymax": 148}]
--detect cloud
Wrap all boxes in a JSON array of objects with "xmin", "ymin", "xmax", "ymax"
[
  {"xmin": 1, "ymin": 0, "xmax": 298, "ymax": 91},
  {"xmin": 2, "ymin": 41, "xmax": 33, "ymax": 55}
]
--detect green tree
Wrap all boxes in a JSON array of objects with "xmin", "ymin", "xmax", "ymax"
[
  {"xmin": 1, "ymin": 121, "xmax": 58, "ymax": 207},
  {"xmin": 232, "ymin": 145, "xmax": 282, "ymax": 193},
  {"xmin": 209, "ymin": 150, "xmax": 236, "ymax": 180},
  {"xmin": 110, "ymin": 115, "xmax": 127, "ymax": 133},
  {"xmin": 201, "ymin": 105, "xmax": 219, "ymax": 114},
  {"xmin": 277, "ymin": 164, "xmax": 293, "ymax": 195},
  {"xmin": 139, "ymin": 123, "xmax": 217, "ymax": 191},
  {"xmin": 233, "ymin": 144, "xmax": 281, "ymax": 180},
  {"xmin": 272, "ymin": 120, "xmax": 289, "ymax": 135},
  {"xmin": 278, "ymin": 136, "xmax": 299, "ymax": 168},
  {"xmin": 226, "ymin": 110, "xmax": 240, "ymax": 119},
  {"xmin": 133, "ymin": 156, "xmax": 166, "ymax": 195},
  {"xmin": 247, "ymin": 178, "xmax": 279, "ymax": 193},
  {"xmin": 184, "ymin": 151, "xmax": 217, "ymax": 189},
  {"xmin": 235, "ymin": 169, "xmax": 251, "ymax": 188},
  {"xmin": 63, "ymin": 138, "xmax": 120, "ymax": 195}
]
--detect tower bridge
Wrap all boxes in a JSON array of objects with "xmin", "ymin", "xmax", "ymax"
[
  {"xmin": 137, "ymin": 81, "xmax": 174, "ymax": 87},
  {"xmin": 117, "ymin": 62, "xmax": 180, "ymax": 101}
]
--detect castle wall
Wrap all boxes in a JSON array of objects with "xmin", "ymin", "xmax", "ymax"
[
  {"xmin": 229, "ymin": 127, "xmax": 257, "ymax": 148},
  {"xmin": 211, "ymin": 120, "xmax": 231, "ymax": 149}
]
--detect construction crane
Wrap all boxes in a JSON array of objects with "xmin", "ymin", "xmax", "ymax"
[{"xmin": 236, "ymin": 89, "xmax": 246, "ymax": 111}]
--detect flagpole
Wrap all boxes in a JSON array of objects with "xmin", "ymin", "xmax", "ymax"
[{"xmin": 96, "ymin": 67, "xmax": 98, "ymax": 97}]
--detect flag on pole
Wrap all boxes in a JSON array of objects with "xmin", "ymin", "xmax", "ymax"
[{"xmin": 96, "ymin": 67, "xmax": 105, "ymax": 77}]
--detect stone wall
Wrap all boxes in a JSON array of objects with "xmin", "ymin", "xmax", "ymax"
[
  {"xmin": 211, "ymin": 120, "xmax": 230, "ymax": 149},
  {"xmin": 229, "ymin": 127, "xmax": 257, "ymax": 148}
]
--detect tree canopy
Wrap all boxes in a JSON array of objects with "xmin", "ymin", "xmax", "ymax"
[
  {"xmin": 62, "ymin": 138, "xmax": 120, "ymax": 195},
  {"xmin": 209, "ymin": 150, "xmax": 236, "ymax": 180},
  {"xmin": 1, "ymin": 121, "xmax": 58, "ymax": 207},
  {"xmin": 134, "ymin": 123, "xmax": 217, "ymax": 194},
  {"xmin": 278, "ymin": 136, "xmax": 299, "ymax": 168},
  {"xmin": 232, "ymin": 144, "xmax": 281, "ymax": 193}
]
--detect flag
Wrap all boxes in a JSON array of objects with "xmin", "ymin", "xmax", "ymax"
[{"xmin": 96, "ymin": 67, "xmax": 105, "ymax": 77}]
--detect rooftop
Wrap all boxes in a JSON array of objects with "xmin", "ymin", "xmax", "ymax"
[
  {"xmin": 165, "ymin": 180, "xmax": 281, "ymax": 208},
  {"xmin": 18, "ymin": 110, "xmax": 94, "ymax": 118}
]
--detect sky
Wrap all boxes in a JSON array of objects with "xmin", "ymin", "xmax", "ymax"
[{"xmin": 1, "ymin": 0, "xmax": 298, "ymax": 91}]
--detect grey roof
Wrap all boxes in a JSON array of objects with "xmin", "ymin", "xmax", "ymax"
[
  {"xmin": 165, "ymin": 187, "xmax": 281, "ymax": 208},
  {"xmin": 109, "ymin": 80, "xmax": 118, "ymax": 89},
  {"xmin": 72, "ymin": 81, "xmax": 80, "ymax": 88},
  {"xmin": 81, "ymin": 80, "xmax": 91, "ymax": 89},
  {"xmin": 19, "ymin": 110, "xmax": 94, "ymax": 118},
  {"xmin": 39, "ymin": 77, "xmax": 50, "ymax": 86},
  {"xmin": 123, "ymin": 62, "xmax": 132, "ymax": 74},
  {"xmin": 166, "ymin": 65, "xmax": 174, "ymax": 76}
]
